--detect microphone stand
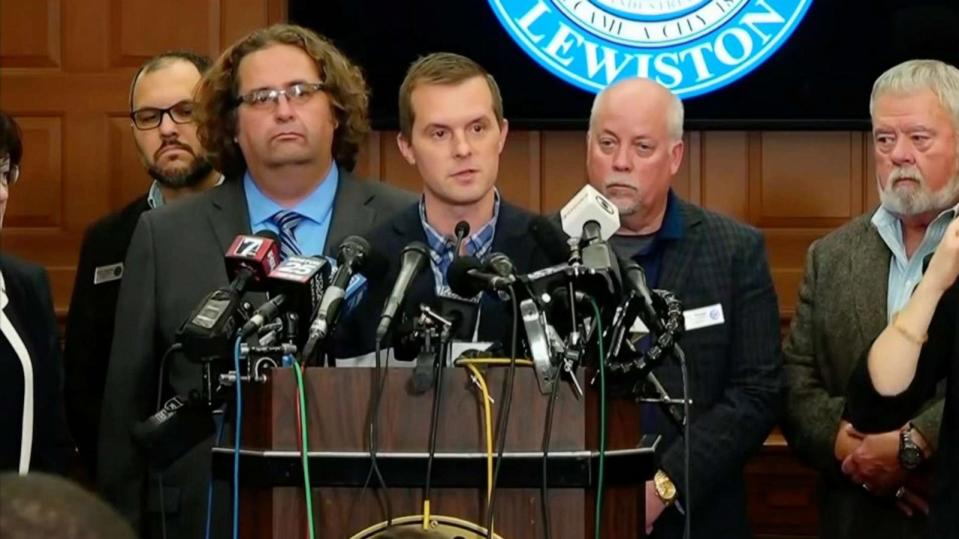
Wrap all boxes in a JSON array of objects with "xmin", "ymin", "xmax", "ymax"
[{"xmin": 419, "ymin": 306, "xmax": 454, "ymax": 525}]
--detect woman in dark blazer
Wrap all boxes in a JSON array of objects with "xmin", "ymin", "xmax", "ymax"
[
  {"xmin": 846, "ymin": 215, "xmax": 958, "ymax": 538},
  {"xmin": 0, "ymin": 110, "xmax": 73, "ymax": 474}
]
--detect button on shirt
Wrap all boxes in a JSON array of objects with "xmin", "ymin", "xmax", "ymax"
[
  {"xmin": 244, "ymin": 164, "xmax": 339, "ymax": 257},
  {"xmin": 872, "ymin": 203, "xmax": 958, "ymax": 321},
  {"xmin": 419, "ymin": 191, "xmax": 501, "ymax": 300}
]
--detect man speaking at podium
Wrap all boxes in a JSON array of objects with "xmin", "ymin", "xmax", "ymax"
[
  {"xmin": 337, "ymin": 52, "xmax": 550, "ymax": 359},
  {"xmin": 97, "ymin": 24, "xmax": 412, "ymax": 538},
  {"xmin": 585, "ymin": 78, "xmax": 782, "ymax": 537}
]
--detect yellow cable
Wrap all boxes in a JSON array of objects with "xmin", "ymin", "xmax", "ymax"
[
  {"xmin": 421, "ymin": 499, "xmax": 430, "ymax": 529},
  {"xmin": 454, "ymin": 358, "xmax": 534, "ymax": 367},
  {"xmin": 463, "ymin": 363, "xmax": 495, "ymax": 537}
]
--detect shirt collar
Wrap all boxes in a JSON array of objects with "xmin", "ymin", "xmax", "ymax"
[
  {"xmin": 244, "ymin": 162, "xmax": 339, "ymax": 227},
  {"xmin": 871, "ymin": 203, "xmax": 958, "ymax": 237},
  {"xmin": 147, "ymin": 174, "xmax": 225, "ymax": 210},
  {"xmin": 419, "ymin": 190, "xmax": 502, "ymax": 258},
  {"xmin": 657, "ymin": 190, "xmax": 685, "ymax": 241}
]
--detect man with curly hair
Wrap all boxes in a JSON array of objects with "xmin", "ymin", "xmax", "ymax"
[{"xmin": 97, "ymin": 24, "xmax": 413, "ymax": 538}]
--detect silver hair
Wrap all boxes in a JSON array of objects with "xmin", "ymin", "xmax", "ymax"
[
  {"xmin": 589, "ymin": 78, "xmax": 684, "ymax": 141},
  {"xmin": 870, "ymin": 59, "xmax": 959, "ymax": 128}
]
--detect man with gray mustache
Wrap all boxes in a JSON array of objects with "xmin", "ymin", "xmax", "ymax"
[
  {"xmin": 783, "ymin": 59, "xmax": 959, "ymax": 539},
  {"xmin": 585, "ymin": 77, "xmax": 782, "ymax": 537}
]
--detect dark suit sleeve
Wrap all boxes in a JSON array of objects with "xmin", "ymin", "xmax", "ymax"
[
  {"xmin": 30, "ymin": 266, "xmax": 74, "ymax": 474},
  {"xmin": 846, "ymin": 287, "xmax": 955, "ymax": 433},
  {"xmin": 63, "ymin": 225, "xmax": 104, "ymax": 472},
  {"xmin": 658, "ymin": 230, "xmax": 782, "ymax": 509},
  {"xmin": 780, "ymin": 241, "xmax": 848, "ymax": 475},
  {"xmin": 97, "ymin": 215, "xmax": 158, "ymax": 532}
]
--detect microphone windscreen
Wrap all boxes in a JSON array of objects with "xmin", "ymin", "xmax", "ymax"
[{"xmin": 447, "ymin": 256, "xmax": 485, "ymax": 298}]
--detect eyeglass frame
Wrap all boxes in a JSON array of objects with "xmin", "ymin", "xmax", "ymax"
[
  {"xmin": 234, "ymin": 82, "xmax": 327, "ymax": 109},
  {"xmin": 129, "ymin": 100, "xmax": 197, "ymax": 130},
  {"xmin": 0, "ymin": 157, "xmax": 19, "ymax": 188}
]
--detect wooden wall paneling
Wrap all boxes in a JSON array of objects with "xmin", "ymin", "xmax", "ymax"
[
  {"xmin": 752, "ymin": 131, "xmax": 864, "ymax": 228},
  {"xmin": 4, "ymin": 116, "xmax": 63, "ymax": 229},
  {"xmin": 701, "ymin": 131, "xmax": 749, "ymax": 222},
  {"xmin": 497, "ymin": 130, "xmax": 540, "ymax": 212},
  {"xmin": 540, "ymin": 131, "xmax": 586, "ymax": 212},
  {"xmin": 378, "ymin": 130, "xmax": 425, "ymax": 193},
  {"xmin": 110, "ymin": 0, "xmax": 221, "ymax": 68},
  {"xmin": 0, "ymin": 0, "xmax": 62, "ymax": 68}
]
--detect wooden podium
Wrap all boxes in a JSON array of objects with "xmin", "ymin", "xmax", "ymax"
[{"xmin": 212, "ymin": 366, "xmax": 656, "ymax": 538}]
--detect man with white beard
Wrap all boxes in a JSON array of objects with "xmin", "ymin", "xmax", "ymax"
[{"xmin": 783, "ymin": 59, "xmax": 959, "ymax": 539}]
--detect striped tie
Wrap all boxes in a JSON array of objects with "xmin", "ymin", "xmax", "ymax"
[{"xmin": 271, "ymin": 210, "xmax": 303, "ymax": 260}]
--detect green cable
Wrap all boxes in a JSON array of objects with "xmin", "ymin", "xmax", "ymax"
[
  {"xmin": 589, "ymin": 299, "xmax": 606, "ymax": 539},
  {"xmin": 293, "ymin": 362, "xmax": 317, "ymax": 539}
]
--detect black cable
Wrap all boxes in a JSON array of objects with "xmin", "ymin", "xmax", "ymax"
[
  {"xmin": 155, "ymin": 343, "xmax": 183, "ymax": 412},
  {"xmin": 152, "ymin": 342, "xmax": 181, "ymax": 539},
  {"xmin": 422, "ymin": 340, "xmax": 449, "ymax": 508},
  {"xmin": 676, "ymin": 344, "xmax": 692, "ymax": 539},
  {"xmin": 539, "ymin": 362, "xmax": 562, "ymax": 539},
  {"xmin": 359, "ymin": 338, "xmax": 392, "ymax": 527},
  {"xmin": 484, "ymin": 287, "xmax": 520, "ymax": 537}
]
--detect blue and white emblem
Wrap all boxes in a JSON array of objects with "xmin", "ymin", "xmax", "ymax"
[{"xmin": 487, "ymin": 0, "xmax": 813, "ymax": 97}]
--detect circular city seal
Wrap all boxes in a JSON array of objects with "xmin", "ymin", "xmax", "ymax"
[{"xmin": 487, "ymin": 0, "xmax": 813, "ymax": 97}]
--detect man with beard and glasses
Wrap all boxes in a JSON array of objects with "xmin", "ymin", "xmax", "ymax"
[
  {"xmin": 782, "ymin": 59, "xmax": 959, "ymax": 539},
  {"xmin": 63, "ymin": 51, "xmax": 218, "ymax": 479},
  {"xmin": 585, "ymin": 78, "xmax": 782, "ymax": 537}
]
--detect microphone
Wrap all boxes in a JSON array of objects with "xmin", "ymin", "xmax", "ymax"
[
  {"xmin": 376, "ymin": 241, "xmax": 430, "ymax": 341},
  {"xmin": 453, "ymin": 221, "xmax": 470, "ymax": 259},
  {"xmin": 529, "ymin": 216, "xmax": 571, "ymax": 265},
  {"xmin": 224, "ymin": 231, "xmax": 282, "ymax": 292},
  {"xmin": 264, "ymin": 255, "xmax": 332, "ymax": 342},
  {"xmin": 176, "ymin": 232, "xmax": 282, "ymax": 363},
  {"xmin": 447, "ymin": 256, "xmax": 513, "ymax": 298},
  {"xmin": 560, "ymin": 184, "xmax": 620, "ymax": 241},
  {"xmin": 302, "ymin": 236, "xmax": 372, "ymax": 358},
  {"xmin": 239, "ymin": 295, "xmax": 285, "ymax": 337},
  {"xmin": 621, "ymin": 260, "xmax": 665, "ymax": 334},
  {"xmin": 485, "ymin": 252, "xmax": 515, "ymax": 279}
]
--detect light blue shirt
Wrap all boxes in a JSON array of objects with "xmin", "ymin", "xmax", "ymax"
[
  {"xmin": 243, "ymin": 163, "xmax": 339, "ymax": 257},
  {"xmin": 872, "ymin": 203, "xmax": 958, "ymax": 321}
]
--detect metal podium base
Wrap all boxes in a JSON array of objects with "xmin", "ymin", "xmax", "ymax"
[{"xmin": 350, "ymin": 514, "xmax": 504, "ymax": 539}]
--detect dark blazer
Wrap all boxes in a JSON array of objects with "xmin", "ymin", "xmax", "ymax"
[
  {"xmin": 96, "ymin": 170, "xmax": 414, "ymax": 538},
  {"xmin": 782, "ymin": 211, "xmax": 942, "ymax": 539},
  {"xmin": 64, "ymin": 194, "xmax": 151, "ymax": 476},
  {"xmin": 846, "ymin": 282, "xmax": 958, "ymax": 539},
  {"xmin": 0, "ymin": 253, "xmax": 73, "ymax": 474},
  {"xmin": 335, "ymin": 200, "xmax": 553, "ymax": 359},
  {"xmin": 637, "ymin": 199, "xmax": 782, "ymax": 538}
]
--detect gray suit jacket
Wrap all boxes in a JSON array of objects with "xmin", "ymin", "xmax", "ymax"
[
  {"xmin": 96, "ymin": 169, "xmax": 414, "ymax": 538},
  {"xmin": 782, "ymin": 211, "xmax": 944, "ymax": 539}
]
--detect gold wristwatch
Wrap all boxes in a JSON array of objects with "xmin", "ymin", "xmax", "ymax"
[{"xmin": 653, "ymin": 469, "xmax": 677, "ymax": 506}]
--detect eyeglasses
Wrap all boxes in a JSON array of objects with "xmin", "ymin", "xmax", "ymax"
[
  {"xmin": 0, "ymin": 157, "xmax": 19, "ymax": 189},
  {"xmin": 130, "ymin": 101, "xmax": 196, "ymax": 130},
  {"xmin": 235, "ymin": 82, "xmax": 325, "ymax": 109}
]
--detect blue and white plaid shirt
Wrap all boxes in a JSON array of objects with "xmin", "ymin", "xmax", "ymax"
[{"xmin": 419, "ymin": 191, "xmax": 501, "ymax": 301}]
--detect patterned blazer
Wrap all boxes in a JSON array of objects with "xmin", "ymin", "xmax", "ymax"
[
  {"xmin": 782, "ymin": 210, "xmax": 943, "ymax": 539},
  {"xmin": 642, "ymin": 199, "xmax": 782, "ymax": 538}
]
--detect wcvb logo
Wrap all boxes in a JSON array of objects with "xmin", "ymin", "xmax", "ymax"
[{"xmin": 487, "ymin": 0, "xmax": 812, "ymax": 97}]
